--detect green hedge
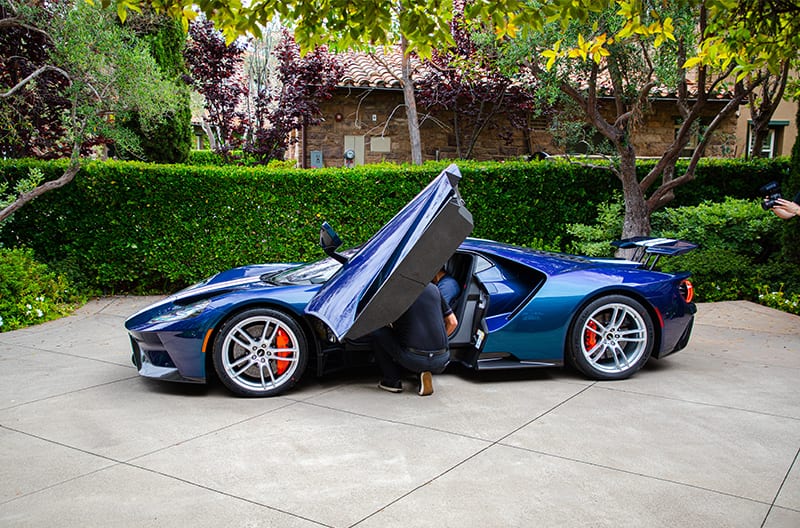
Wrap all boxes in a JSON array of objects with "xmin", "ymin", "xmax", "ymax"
[
  {"xmin": 186, "ymin": 150, "xmax": 231, "ymax": 166},
  {"xmin": 0, "ymin": 157, "xmax": 789, "ymax": 293},
  {"xmin": 637, "ymin": 157, "xmax": 790, "ymax": 206},
  {"xmin": 186, "ymin": 150, "xmax": 299, "ymax": 169}
]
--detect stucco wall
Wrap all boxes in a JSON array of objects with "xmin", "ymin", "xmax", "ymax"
[{"xmin": 735, "ymin": 98, "xmax": 799, "ymax": 158}]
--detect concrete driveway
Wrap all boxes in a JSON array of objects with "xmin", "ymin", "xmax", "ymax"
[{"xmin": 0, "ymin": 297, "xmax": 798, "ymax": 527}]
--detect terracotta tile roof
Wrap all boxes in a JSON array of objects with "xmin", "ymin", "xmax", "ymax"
[
  {"xmin": 335, "ymin": 49, "xmax": 732, "ymax": 99},
  {"xmin": 336, "ymin": 49, "xmax": 429, "ymax": 89}
]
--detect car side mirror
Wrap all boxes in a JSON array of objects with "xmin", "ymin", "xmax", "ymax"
[{"xmin": 320, "ymin": 222, "xmax": 348, "ymax": 265}]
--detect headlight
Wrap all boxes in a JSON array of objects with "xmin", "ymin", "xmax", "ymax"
[{"xmin": 150, "ymin": 299, "xmax": 211, "ymax": 323}]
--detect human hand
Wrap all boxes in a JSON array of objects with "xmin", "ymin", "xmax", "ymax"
[{"xmin": 772, "ymin": 198, "xmax": 800, "ymax": 219}]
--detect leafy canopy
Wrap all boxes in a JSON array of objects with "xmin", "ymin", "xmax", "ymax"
[
  {"xmin": 100, "ymin": 0, "xmax": 799, "ymax": 95},
  {"xmin": 96, "ymin": 0, "xmax": 544, "ymax": 53}
]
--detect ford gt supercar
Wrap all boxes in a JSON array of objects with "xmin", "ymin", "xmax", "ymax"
[{"xmin": 125, "ymin": 165, "xmax": 697, "ymax": 397}]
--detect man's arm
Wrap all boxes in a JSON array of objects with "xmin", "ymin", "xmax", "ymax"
[{"xmin": 444, "ymin": 313, "xmax": 458, "ymax": 336}]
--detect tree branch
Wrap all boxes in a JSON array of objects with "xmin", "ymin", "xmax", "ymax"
[
  {"xmin": 367, "ymin": 50, "xmax": 404, "ymax": 86},
  {"xmin": 645, "ymin": 83, "xmax": 755, "ymax": 209},
  {"xmin": 0, "ymin": 65, "xmax": 71, "ymax": 99},
  {"xmin": 0, "ymin": 15, "xmax": 54, "ymax": 43},
  {"xmin": 0, "ymin": 144, "xmax": 82, "ymax": 223}
]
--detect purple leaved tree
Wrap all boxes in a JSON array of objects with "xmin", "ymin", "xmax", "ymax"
[
  {"xmin": 245, "ymin": 30, "xmax": 342, "ymax": 164},
  {"xmin": 416, "ymin": 5, "xmax": 537, "ymax": 160},
  {"xmin": 1, "ymin": 2, "xmax": 71, "ymax": 159},
  {"xmin": 185, "ymin": 18, "xmax": 249, "ymax": 157}
]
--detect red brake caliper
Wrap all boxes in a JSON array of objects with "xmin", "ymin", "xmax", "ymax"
[
  {"xmin": 274, "ymin": 328, "xmax": 292, "ymax": 375},
  {"xmin": 584, "ymin": 320, "xmax": 598, "ymax": 351}
]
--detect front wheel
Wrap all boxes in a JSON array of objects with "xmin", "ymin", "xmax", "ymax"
[
  {"xmin": 213, "ymin": 308, "xmax": 308, "ymax": 397},
  {"xmin": 567, "ymin": 295, "xmax": 654, "ymax": 380}
]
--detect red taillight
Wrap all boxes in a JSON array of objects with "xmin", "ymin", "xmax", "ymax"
[{"xmin": 679, "ymin": 279, "xmax": 694, "ymax": 303}]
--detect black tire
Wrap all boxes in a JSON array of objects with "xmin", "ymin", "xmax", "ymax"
[
  {"xmin": 212, "ymin": 308, "xmax": 308, "ymax": 397},
  {"xmin": 567, "ymin": 295, "xmax": 654, "ymax": 380}
]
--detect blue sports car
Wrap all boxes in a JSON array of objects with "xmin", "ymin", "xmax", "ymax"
[{"xmin": 125, "ymin": 165, "xmax": 696, "ymax": 397}]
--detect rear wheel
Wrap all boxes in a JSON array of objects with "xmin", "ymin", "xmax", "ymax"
[
  {"xmin": 213, "ymin": 308, "xmax": 308, "ymax": 397},
  {"xmin": 567, "ymin": 295, "xmax": 654, "ymax": 380}
]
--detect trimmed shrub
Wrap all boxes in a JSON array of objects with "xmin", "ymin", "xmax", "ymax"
[
  {"xmin": 568, "ymin": 195, "xmax": 799, "ymax": 304},
  {"xmin": 0, "ymin": 159, "xmax": 612, "ymax": 291},
  {"xmin": 131, "ymin": 17, "xmax": 192, "ymax": 164},
  {"xmin": 652, "ymin": 198, "xmax": 797, "ymax": 302},
  {"xmin": 0, "ymin": 157, "xmax": 790, "ymax": 294},
  {"xmin": 186, "ymin": 149, "xmax": 232, "ymax": 166},
  {"xmin": 640, "ymin": 157, "xmax": 791, "ymax": 206}
]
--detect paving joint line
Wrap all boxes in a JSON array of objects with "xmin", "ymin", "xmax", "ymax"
[
  {"xmin": 501, "ymin": 440, "xmax": 788, "ymax": 509},
  {"xmin": 347, "ymin": 383, "xmax": 595, "ymax": 527},
  {"xmin": 0, "ymin": 375, "xmax": 140, "ymax": 412}
]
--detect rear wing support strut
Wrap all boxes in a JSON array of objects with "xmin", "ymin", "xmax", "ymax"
[{"xmin": 610, "ymin": 237, "xmax": 698, "ymax": 271}]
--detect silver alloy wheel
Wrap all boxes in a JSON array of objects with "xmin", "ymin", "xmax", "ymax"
[
  {"xmin": 220, "ymin": 314, "xmax": 301, "ymax": 392},
  {"xmin": 579, "ymin": 302, "xmax": 649, "ymax": 375}
]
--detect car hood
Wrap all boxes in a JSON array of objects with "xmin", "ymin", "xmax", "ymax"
[
  {"xmin": 124, "ymin": 263, "xmax": 298, "ymax": 325},
  {"xmin": 173, "ymin": 263, "xmax": 296, "ymax": 300},
  {"xmin": 304, "ymin": 164, "xmax": 473, "ymax": 341}
]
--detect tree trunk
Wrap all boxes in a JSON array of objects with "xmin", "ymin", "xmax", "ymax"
[
  {"xmin": 748, "ymin": 62, "xmax": 789, "ymax": 158},
  {"xmin": 750, "ymin": 124, "xmax": 771, "ymax": 158},
  {"xmin": 199, "ymin": 117, "xmax": 217, "ymax": 151},
  {"xmin": 400, "ymin": 36, "xmax": 423, "ymax": 165},
  {"xmin": 619, "ymin": 148, "xmax": 650, "ymax": 240}
]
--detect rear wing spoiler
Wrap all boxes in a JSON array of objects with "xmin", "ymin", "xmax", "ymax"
[{"xmin": 610, "ymin": 237, "xmax": 698, "ymax": 270}]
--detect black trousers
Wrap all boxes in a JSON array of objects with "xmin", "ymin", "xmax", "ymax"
[{"xmin": 370, "ymin": 326, "xmax": 449, "ymax": 382}]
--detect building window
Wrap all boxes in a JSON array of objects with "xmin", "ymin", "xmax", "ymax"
[
  {"xmin": 749, "ymin": 128, "xmax": 775, "ymax": 158},
  {"xmin": 746, "ymin": 121, "xmax": 788, "ymax": 158}
]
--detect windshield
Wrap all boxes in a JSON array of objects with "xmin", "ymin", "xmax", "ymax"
[{"xmin": 263, "ymin": 248, "xmax": 358, "ymax": 286}]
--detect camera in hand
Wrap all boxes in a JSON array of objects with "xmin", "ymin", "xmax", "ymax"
[{"xmin": 759, "ymin": 181, "xmax": 782, "ymax": 210}]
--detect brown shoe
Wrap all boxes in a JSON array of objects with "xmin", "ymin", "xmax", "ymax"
[{"xmin": 418, "ymin": 371, "xmax": 433, "ymax": 396}]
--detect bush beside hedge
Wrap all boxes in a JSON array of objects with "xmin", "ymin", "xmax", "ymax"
[
  {"xmin": 652, "ymin": 198, "xmax": 797, "ymax": 302},
  {"xmin": 0, "ymin": 157, "xmax": 791, "ymax": 294},
  {"xmin": 0, "ymin": 247, "xmax": 86, "ymax": 331}
]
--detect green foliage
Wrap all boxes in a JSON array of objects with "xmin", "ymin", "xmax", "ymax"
[
  {"xmin": 0, "ymin": 247, "xmax": 86, "ymax": 332},
  {"xmin": 186, "ymin": 149, "xmax": 229, "ymax": 166},
  {"xmin": 266, "ymin": 159, "xmax": 301, "ymax": 170},
  {"xmin": 46, "ymin": 1, "xmax": 183, "ymax": 155},
  {"xmin": 458, "ymin": 159, "xmax": 615, "ymax": 249},
  {"xmin": 568, "ymin": 193, "xmax": 800, "ymax": 309},
  {"xmin": 566, "ymin": 195, "xmax": 623, "ymax": 256},
  {"xmin": 121, "ymin": 17, "xmax": 192, "ymax": 163},
  {"xmin": 186, "ymin": 150, "xmax": 299, "ymax": 168},
  {"xmin": 780, "ymin": 105, "xmax": 800, "ymax": 265},
  {"xmin": 652, "ymin": 198, "xmax": 794, "ymax": 303},
  {"xmin": 0, "ymin": 158, "xmax": 609, "ymax": 291},
  {"xmin": 651, "ymin": 198, "xmax": 779, "ymax": 257},
  {"xmin": 657, "ymin": 157, "xmax": 792, "ymax": 207},
  {"xmin": 128, "ymin": 97, "xmax": 192, "ymax": 163},
  {"xmin": 758, "ymin": 285, "xmax": 800, "ymax": 316},
  {"xmin": 0, "ymin": 157, "xmax": 791, "ymax": 296},
  {"xmin": 0, "ymin": 168, "xmax": 44, "ymax": 212}
]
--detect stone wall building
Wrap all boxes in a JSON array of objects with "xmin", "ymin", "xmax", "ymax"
[{"xmin": 288, "ymin": 50, "xmax": 738, "ymax": 168}]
